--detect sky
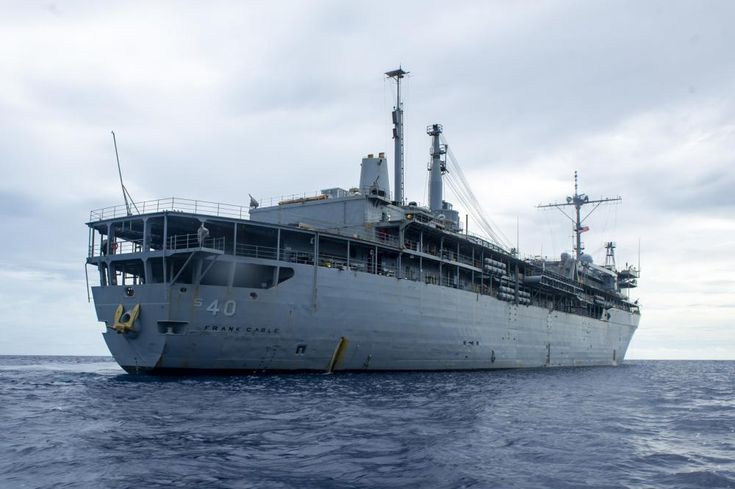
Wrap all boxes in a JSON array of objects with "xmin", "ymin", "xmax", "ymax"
[{"xmin": 0, "ymin": 0, "xmax": 733, "ymax": 358}]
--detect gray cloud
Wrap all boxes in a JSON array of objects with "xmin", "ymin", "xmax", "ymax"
[{"xmin": 0, "ymin": 0, "xmax": 733, "ymax": 357}]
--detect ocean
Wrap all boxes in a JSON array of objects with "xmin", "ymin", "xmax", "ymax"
[{"xmin": 0, "ymin": 356, "xmax": 733, "ymax": 489}]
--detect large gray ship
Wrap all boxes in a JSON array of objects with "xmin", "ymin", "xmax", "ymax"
[{"xmin": 86, "ymin": 68, "xmax": 640, "ymax": 374}]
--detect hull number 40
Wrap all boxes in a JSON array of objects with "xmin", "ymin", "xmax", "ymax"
[{"xmin": 194, "ymin": 299, "xmax": 237, "ymax": 317}]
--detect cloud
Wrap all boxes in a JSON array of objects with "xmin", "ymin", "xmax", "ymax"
[{"xmin": 0, "ymin": 0, "xmax": 733, "ymax": 357}]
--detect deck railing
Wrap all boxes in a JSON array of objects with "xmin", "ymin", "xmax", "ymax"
[
  {"xmin": 168, "ymin": 234, "xmax": 225, "ymax": 252},
  {"xmin": 90, "ymin": 238, "xmax": 145, "ymax": 257},
  {"xmin": 235, "ymin": 243, "xmax": 280, "ymax": 261},
  {"xmin": 375, "ymin": 230, "xmax": 400, "ymax": 247},
  {"xmin": 89, "ymin": 197, "xmax": 251, "ymax": 221},
  {"xmin": 256, "ymin": 190, "xmax": 327, "ymax": 208}
]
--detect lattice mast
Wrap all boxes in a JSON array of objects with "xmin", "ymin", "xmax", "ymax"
[
  {"xmin": 386, "ymin": 67, "xmax": 408, "ymax": 205},
  {"xmin": 538, "ymin": 171, "xmax": 621, "ymax": 259}
]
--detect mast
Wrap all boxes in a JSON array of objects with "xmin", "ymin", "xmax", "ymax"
[
  {"xmin": 427, "ymin": 123, "xmax": 446, "ymax": 212},
  {"xmin": 604, "ymin": 241, "xmax": 617, "ymax": 269},
  {"xmin": 386, "ymin": 67, "xmax": 408, "ymax": 205},
  {"xmin": 538, "ymin": 171, "xmax": 621, "ymax": 259}
]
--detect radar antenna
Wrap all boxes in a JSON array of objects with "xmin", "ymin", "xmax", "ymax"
[
  {"xmin": 111, "ymin": 131, "xmax": 139, "ymax": 216},
  {"xmin": 538, "ymin": 171, "xmax": 620, "ymax": 259},
  {"xmin": 386, "ymin": 67, "xmax": 408, "ymax": 205}
]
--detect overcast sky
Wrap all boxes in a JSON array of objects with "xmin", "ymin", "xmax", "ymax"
[{"xmin": 1, "ymin": 0, "xmax": 733, "ymax": 358}]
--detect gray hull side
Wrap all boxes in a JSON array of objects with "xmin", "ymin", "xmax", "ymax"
[{"xmin": 94, "ymin": 260, "xmax": 639, "ymax": 373}]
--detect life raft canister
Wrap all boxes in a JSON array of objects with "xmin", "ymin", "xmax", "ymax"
[{"xmin": 112, "ymin": 303, "xmax": 140, "ymax": 333}]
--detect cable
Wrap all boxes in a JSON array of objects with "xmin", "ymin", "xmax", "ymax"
[
  {"xmin": 439, "ymin": 135, "xmax": 512, "ymax": 249},
  {"xmin": 444, "ymin": 172, "xmax": 509, "ymax": 249}
]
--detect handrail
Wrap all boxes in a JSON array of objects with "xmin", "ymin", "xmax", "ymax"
[
  {"xmin": 375, "ymin": 230, "xmax": 400, "ymax": 247},
  {"xmin": 235, "ymin": 243, "xmax": 280, "ymax": 261},
  {"xmin": 89, "ymin": 238, "xmax": 145, "ymax": 257},
  {"xmin": 168, "ymin": 234, "xmax": 225, "ymax": 251},
  {"xmin": 89, "ymin": 197, "xmax": 250, "ymax": 221},
  {"xmin": 256, "ymin": 190, "xmax": 346, "ymax": 208}
]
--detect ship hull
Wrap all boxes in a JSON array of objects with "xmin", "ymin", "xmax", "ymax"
[{"xmin": 93, "ymin": 258, "xmax": 639, "ymax": 374}]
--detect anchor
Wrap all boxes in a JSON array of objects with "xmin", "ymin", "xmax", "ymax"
[{"xmin": 112, "ymin": 304, "xmax": 140, "ymax": 333}]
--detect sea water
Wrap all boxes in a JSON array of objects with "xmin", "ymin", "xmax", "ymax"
[{"xmin": 1, "ymin": 356, "xmax": 733, "ymax": 488}]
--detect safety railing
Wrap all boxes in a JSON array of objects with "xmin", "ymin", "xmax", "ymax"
[
  {"xmin": 113, "ymin": 239, "xmax": 143, "ymax": 255},
  {"xmin": 317, "ymin": 252, "xmax": 349, "ymax": 269},
  {"xmin": 403, "ymin": 238, "xmax": 485, "ymax": 268},
  {"xmin": 255, "ymin": 188, "xmax": 391, "ymax": 208},
  {"xmin": 464, "ymin": 232, "xmax": 510, "ymax": 256},
  {"xmin": 90, "ymin": 238, "xmax": 145, "ymax": 257},
  {"xmin": 440, "ymin": 276, "xmax": 459, "ymax": 288},
  {"xmin": 232, "ymin": 245, "xmax": 382, "ymax": 274},
  {"xmin": 167, "ymin": 234, "xmax": 225, "ymax": 251},
  {"xmin": 90, "ymin": 197, "xmax": 251, "ymax": 221},
  {"xmin": 403, "ymin": 238, "xmax": 420, "ymax": 251},
  {"xmin": 280, "ymin": 249, "xmax": 315, "ymax": 264},
  {"xmin": 235, "ymin": 243, "xmax": 280, "ymax": 261},
  {"xmin": 255, "ymin": 190, "xmax": 330, "ymax": 208},
  {"xmin": 375, "ymin": 230, "xmax": 400, "ymax": 247},
  {"xmin": 456, "ymin": 252, "xmax": 480, "ymax": 268},
  {"xmin": 424, "ymin": 275, "xmax": 439, "ymax": 285},
  {"xmin": 441, "ymin": 249, "xmax": 457, "ymax": 262}
]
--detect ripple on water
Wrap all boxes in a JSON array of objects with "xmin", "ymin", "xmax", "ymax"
[{"xmin": 0, "ymin": 357, "xmax": 734, "ymax": 489}]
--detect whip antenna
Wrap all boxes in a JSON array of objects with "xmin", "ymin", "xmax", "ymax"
[{"xmin": 111, "ymin": 131, "xmax": 139, "ymax": 216}]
